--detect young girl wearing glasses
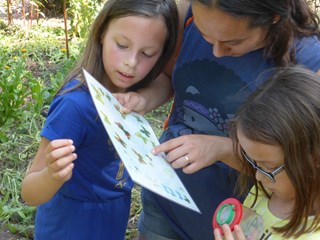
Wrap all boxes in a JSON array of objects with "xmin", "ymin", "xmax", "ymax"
[{"xmin": 214, "ymin": 66, "xmax": 320, "ymax": 239}]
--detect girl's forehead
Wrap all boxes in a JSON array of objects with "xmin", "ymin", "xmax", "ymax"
[
  {"xmin": 102, "ymin": 15, "xmax": 167, "ymax": 48},
  {"xmin": 107, "ymin": 15, "xmax": 166, "ymax": 31},
  {"xmin": 237, "ymin": 128, "xmax": 284, "ymax": 162}
]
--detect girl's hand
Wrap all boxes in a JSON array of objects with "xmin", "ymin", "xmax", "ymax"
[
  {"xmin": 152, "ymin": 134, "xmax": 233, "ymax": 174},
  {"xmin": 113, "ymin": 91, "xmax": 147, "ymax": 115},
  {"xmin": 214, "ymin": 225, "xmax": 246, "ymax": 240},
  {"xmin": 45, "ymin": 139, "xmax": 77, "ymax": 182}
]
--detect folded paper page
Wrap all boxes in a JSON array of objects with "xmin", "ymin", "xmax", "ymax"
[{"xmin": 83, "ymin": 68, "xmax": 200, "ymax": 213}]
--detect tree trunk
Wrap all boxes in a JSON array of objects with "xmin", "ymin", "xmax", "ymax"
[
  {"xmin": 63, "ymin": 0, "xmax": 70, "ymax": 59},
  {"xmin": 6, "ymin": 0, "xmax": 13, "ymax": 25},
  {"xmin": 22, "ymin": 0, "xmax": 25, "ymax": 26},
  {"xmin": 29, "ymin": 3, "xmax": 33, "ymax": 27}
]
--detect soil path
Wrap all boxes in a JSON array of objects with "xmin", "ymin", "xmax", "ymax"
[{"xmin": 0, "ymin": 221, "xmax": 27, "ymax": 240}]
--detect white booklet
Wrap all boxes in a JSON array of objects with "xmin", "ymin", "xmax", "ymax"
[{"xmin": 83, "ymin": 68, "xmax": 200, "ymax": 213}]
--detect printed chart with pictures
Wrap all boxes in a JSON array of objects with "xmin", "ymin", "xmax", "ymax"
[{"xmin": 83, "ymin": 69, "xmax": 200, "ymax": 213}]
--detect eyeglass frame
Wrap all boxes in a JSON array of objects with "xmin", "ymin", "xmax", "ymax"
[{"xmin": 241, "ymin": 149, "xmax": 285, "ymax": 183}]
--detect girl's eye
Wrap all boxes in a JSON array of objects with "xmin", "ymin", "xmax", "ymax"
[
  {"xmin": 142, "ymin": 52, "xmax": 153, "ymax": 57},
  {"xmin": 260, "ymin": 164, "xmax": 276, "ymax": 172},
  {"xmin": 116, "ymin": 42, "xmax": 127, "ymax": 49}
]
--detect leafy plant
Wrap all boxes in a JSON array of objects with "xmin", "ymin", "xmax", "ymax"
[
  {"xmin": 0, "ymin": 19, "xmax": 78, "ymax": 239},
  {"xmin": 0, "ymin": 168, "xmax": 35, "ymax": 238},
  {"xmin": 0, "ymin": 50, "xmax": 37, "ymax": 128},
  {"xmin": 68, "ymin": 0, "xmax": 105, "ymax": 38}
]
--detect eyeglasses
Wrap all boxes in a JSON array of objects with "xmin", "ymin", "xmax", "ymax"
[{"xmin": 241, "ymin": 150, "xmax": 285, "ymax": 183}]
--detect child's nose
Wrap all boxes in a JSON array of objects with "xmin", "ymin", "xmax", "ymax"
[{"xmin": 124, "ymin": 53, "xmax": 138, "ymax": 67}]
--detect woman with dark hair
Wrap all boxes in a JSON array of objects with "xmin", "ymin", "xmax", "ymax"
[{"xmin": 117, "ymin": 0, "xmax": 320, "ymax": 239}]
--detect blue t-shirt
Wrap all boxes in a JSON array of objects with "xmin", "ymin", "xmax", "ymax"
[
  {"xmin": 35, "ymin": 80, "xmax": 134, "ymax": 240},
  {"xmin": 151, "ymin": 8, "xmax": 320, "ymax": 240}
]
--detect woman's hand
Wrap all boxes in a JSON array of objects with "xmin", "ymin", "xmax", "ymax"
[
  {"xmin": 214, "ymin": 225, "xmax": 246, "ymax": 240},
  {"xmin": 45, "ymin": 139, "xmax": 77, "ymax": 182},
  {"xmin": 152, "ymin": 134, "xmax": 233, "ymax": 174}
]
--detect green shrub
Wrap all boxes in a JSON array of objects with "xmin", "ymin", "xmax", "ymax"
[
  {"xmin": 0, "ymin": 49, "xmax": 38, "ymax": 127},
  {"xmin": 0, "ymin": 19, "xmax": 6, "ymax": 30}
]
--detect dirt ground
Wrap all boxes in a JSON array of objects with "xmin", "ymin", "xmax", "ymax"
[
  {"xmin": 0, "ymin": 221, "xmax": 27, "ymax": 240},
  {"xmin": 0, "ymin": 230, "xmax": 23, "ymax": 240}
]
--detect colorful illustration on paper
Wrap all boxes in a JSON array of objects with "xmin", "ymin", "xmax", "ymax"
[{"xmin": 83, "ymin": 68, "xmax": 200, "ymax": 213}]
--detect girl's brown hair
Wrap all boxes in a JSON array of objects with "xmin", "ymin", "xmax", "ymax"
[
  {"xmin": 229, "ymin": 66, "xmax": 320, "ymax": 238},
  {"xmin": 58, "ymin": 0, "xmax": 178, "ymax": 94}
]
